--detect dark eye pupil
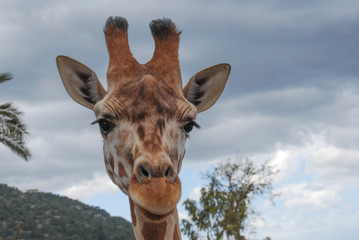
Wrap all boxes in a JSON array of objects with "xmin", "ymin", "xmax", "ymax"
[
  {"xmin": 99, "ymin": 119, "xmax": 112, "ymax": 134},
  {"xmin": 183, "ymin": 123, "xmax": 194, "ymax": 133},
  {"xmin": 99, "ymin": 120, "xmax": 109, "ymax": 130}
]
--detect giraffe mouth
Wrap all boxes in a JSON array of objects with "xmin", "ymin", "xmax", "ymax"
[
  {"xmin": 136, "ymin": 204, "xmax": 176, "ymax": 221},
  {"xmin": 128, "ymin": 176, "xmax": 181, "ymax": 215}
]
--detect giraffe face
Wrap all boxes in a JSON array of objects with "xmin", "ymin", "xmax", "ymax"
[
  {"xmin": 57, "ymin": 16, "xmax": 230, "ymax": 219},
  {"xmin": 93, "ymin": 75, "xmax": 197, "ymax": 214}
]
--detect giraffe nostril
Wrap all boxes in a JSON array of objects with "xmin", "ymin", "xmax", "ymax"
[
  {"xmin": 164, "ymin": 166, "xmax": 171, "ymax": 178},
  {"xmin": 140, "ymin": 165, "xmax": 151, "ymax": 179},
  {"xmin": 164, "ymin": 165, "xmax": 177, "ymax": 183}
]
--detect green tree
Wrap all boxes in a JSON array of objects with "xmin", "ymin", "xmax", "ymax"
[
  {"xmin": 181, "ymin": 158, "xmax": 279, "ymax": 240},
  {"xmin": 0, "ymin": 73, "xmax": 31, "ymax": 161}
]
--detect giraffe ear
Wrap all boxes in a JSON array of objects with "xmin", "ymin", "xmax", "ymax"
[
  {"xmin": 56, "ymin": 55, "xmax": 107, "ymax": 109},
  {"xmin": 183, "ymin": 63, "xmax": 231, "ymax": 113}
]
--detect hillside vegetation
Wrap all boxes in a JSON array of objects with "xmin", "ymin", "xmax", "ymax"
[{"xmin": 0, "ymin": 184, "xmax": 135, "ymax": 240}]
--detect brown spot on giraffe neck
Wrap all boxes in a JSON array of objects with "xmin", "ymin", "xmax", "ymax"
[
  {"xmin": 173, "ymin": 224, "xmax": 180, "ymax": 240},
  {"xmin": 142, "ymin": 220, "xmax": 167, "ymax": 240},
  {"xmin": 129, "ymin": 198, "xmax": 137, "ymax": 227}
]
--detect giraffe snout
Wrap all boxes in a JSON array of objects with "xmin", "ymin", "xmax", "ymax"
[
  {"xmin": 129, "ymin": 159, "xmax": 181, "ymax": 215},
  {"xmin": 135, "ymin": 160, "xmax": 177, "ymax": 183}
]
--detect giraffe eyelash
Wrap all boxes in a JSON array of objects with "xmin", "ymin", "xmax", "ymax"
[
  {"xmin": 91, "ymin": 117, "xmax": 116, "ymax": 136},
  {"xmin": 91, "ymin": 114, "xmax": 116, "ymax": 125},
  {"xmin": 91, "ymin": 119, "xmax": 100, "ymax": 125},
  {"xmin": 181, "ymin": 120, "xmax": 200, "ymax": 136}
]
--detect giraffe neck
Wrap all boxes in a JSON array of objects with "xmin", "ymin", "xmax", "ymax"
[{"xmin": 129, "ymin": 198, "xmax": 181, "ymax": 240}]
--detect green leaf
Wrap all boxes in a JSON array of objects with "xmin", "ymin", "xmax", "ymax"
[{"xmin": 0, "ymin": 72, "xmax": 12, "ymax": 83}]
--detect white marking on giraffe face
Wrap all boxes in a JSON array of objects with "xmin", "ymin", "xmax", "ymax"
[{"xmin": 102, "ymin": 122, "xmax": 134, "ymax": 195}]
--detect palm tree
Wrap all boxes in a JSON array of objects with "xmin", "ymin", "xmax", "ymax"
[{"xmin": 0, "ymin": 72, "xmax": 31, "ymax": 161}]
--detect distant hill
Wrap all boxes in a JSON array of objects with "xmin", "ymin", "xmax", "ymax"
[{"xmin": 0, "ymin": 184, "xmax": 135, "ymax": 240}]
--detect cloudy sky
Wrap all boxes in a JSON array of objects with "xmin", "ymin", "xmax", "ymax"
[{"xmin": 1, "ymin": 0, "xmax": 359, "ymax": 239}]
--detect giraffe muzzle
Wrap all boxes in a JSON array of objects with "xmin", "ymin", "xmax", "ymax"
[{"xmin": 128, "ymin": 160, "xmax": 181, "ymax": 215}]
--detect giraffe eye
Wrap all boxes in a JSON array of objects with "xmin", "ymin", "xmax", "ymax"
[
  {"xmin": 182, "ymin": 122, "xmax": 194, "ymax": 133},
  {"xmin": 182, "ymin": 121, "xmax": 200, "ymax": 136},
  {"xmin": 181, "ymin": 120, "xmax": 200, "ymax": 136},
  {"xmin": 98, "ymin": 119, "xmax": 115, "ymax": 135}
]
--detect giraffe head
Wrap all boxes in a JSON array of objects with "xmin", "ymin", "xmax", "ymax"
[{"xmin": 57, "ymin": 17, "xmax": 230, "ymax": 217}]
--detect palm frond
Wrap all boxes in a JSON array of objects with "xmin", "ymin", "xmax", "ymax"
[
  {"xmin": 0, "ymin": 72, "xmax": 13, "ymax": 83},
  {"xmin": 0, "ymin": 103, "xmax": 23, "ymax": 118},
  {"xmin": 0, "ymin": 135, "xmax": 31, "ymax": 161},
  {"xmin": 0, "ymin": 103, "xmax": 31, "ymax": 161}
]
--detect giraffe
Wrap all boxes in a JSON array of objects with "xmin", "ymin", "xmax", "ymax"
[{"xmin": 56, "ymin": 16, "xmax": 230, "ymax": 240}]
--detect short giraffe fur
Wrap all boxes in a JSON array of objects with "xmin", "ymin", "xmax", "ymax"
[{"xmin": 56, "ymin": 16, "xmax": 230, "ymax": 240}]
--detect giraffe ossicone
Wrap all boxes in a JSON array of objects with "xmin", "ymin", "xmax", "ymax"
[{"xmin": 57, "ymin": 16, "xmax": 230, "ymax": 240}]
